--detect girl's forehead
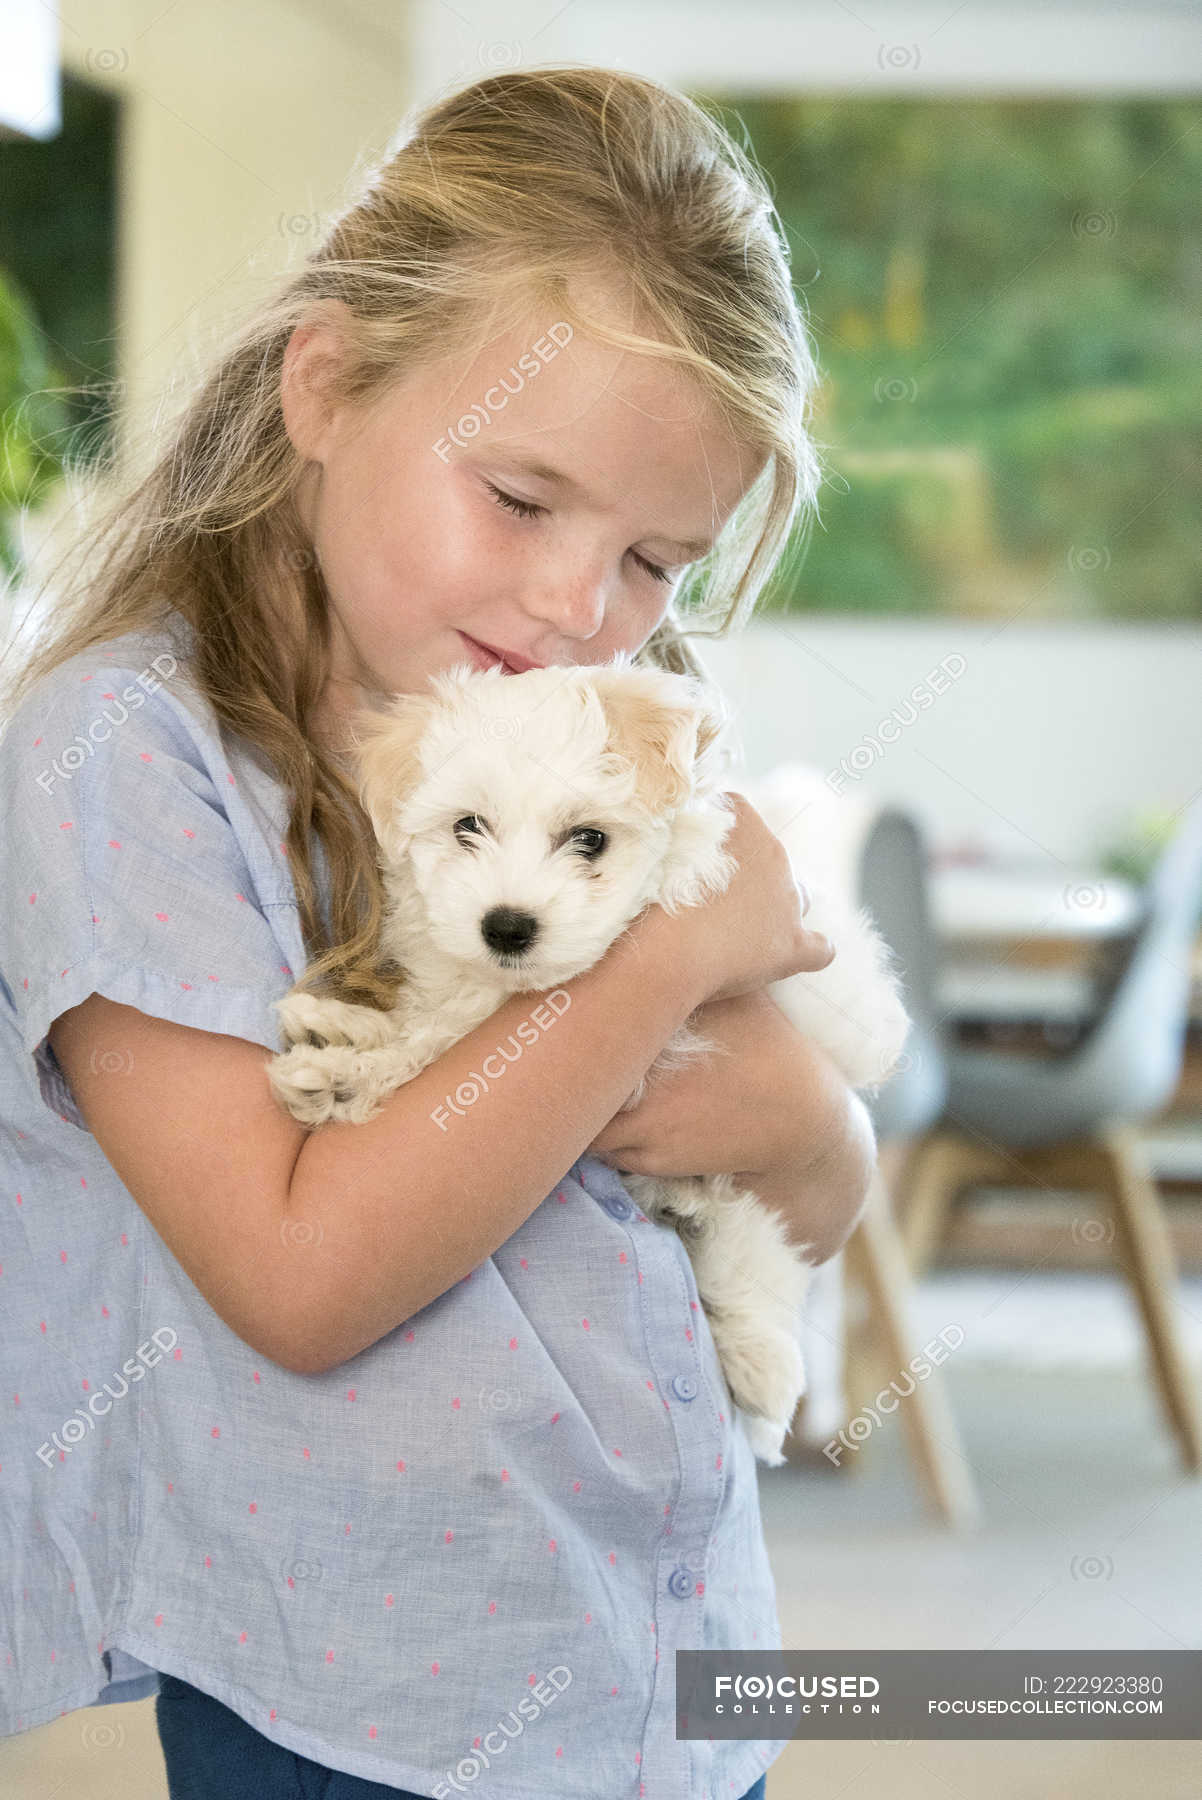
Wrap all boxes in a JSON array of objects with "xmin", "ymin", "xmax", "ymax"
[{"xmin": 382, "ymin": 289, "xmax": 759, "ymax": 528}]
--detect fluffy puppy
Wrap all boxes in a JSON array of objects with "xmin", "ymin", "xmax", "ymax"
[{"xmin": 269, "ymin": 654, "xmax": 910, "ymax": 1463}]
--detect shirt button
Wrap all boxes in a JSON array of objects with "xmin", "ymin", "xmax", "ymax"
[
  {"xmin": 671, "ymin": 1374, "xmax": 698, "ymax": 1401},
  {"xmin": 668, "ymin": 1565, "xmax": 698, "ymax": 1600},
  {"xmin": 599, "ymin": 1189, "xmax": 633, "ymax": 1220}
]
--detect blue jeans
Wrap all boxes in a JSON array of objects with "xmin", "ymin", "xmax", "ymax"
[{"xmin": 155, "ymin": 1672, "xmax": 768, "ymax": 1797}]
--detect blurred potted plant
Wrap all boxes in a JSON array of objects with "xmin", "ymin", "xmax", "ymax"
[
  {"xmin": 1099, "ymin": 810, "xmax": 1184, "ymax": 887},
  {"xmin": 0, "ymin": 262, "xmax": 71, "ymax": 580}
]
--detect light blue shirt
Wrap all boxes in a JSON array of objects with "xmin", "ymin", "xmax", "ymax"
[{"xmin": 0, "ymin": 615, "xmax": 787, "ymax": 1797}]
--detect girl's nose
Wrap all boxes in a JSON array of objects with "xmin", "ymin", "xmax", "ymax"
[{"xmin": 522, "ymin": 568, "xmax": 609, "ymax": 644}]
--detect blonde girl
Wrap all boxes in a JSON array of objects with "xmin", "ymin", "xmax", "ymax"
[{"xmin": 0, "ymin": 65, "xmax": 874, "ymax": 1799}]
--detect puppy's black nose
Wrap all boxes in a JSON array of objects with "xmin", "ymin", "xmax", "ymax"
[{"xmin": 481, "ymin": 906, "xmax": 540, "ymax": 957}]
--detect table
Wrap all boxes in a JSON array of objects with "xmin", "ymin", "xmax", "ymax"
[{"xmin": 931, "ymin": 861, "xmax": 1141, "ymax": 1026}]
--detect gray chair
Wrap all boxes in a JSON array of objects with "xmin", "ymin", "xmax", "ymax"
[
  {"xmin": 942, "ymin": 803, "xmax": 1202, "ymax": 1148},
  {"xmin": 902, "ymin": 800, "xmax": 1202, "ymax": 1472},
  {"xmin": 825, "ymin": 808, "xmax": 981, "ymax": 1527}
]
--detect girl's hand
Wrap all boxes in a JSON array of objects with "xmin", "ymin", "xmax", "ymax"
[
  {"xmin": 586, "ymin": 987, "xmax": 878, "ymax": 1264},
  {"xmin": 657, "ymin": 792, "xmax": 836, "ymax": 1007},
  {"xmin": 587, "ymin": 987, "xmax": 832, "ymax": 1182}
]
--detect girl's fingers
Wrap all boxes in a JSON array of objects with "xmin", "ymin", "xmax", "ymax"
[{"xmin": 805, "ymin": 928, "xmax": 836, "ymax": 968}]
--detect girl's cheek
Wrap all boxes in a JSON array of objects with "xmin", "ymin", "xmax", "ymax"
[{"xmin": 633, "ymin": 589, "xmax": 674, "ymax": 641}]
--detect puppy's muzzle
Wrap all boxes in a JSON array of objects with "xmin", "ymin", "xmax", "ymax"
[{"xmin": 481, "ymin": 905, "xmax": 540, "ymax": 959}]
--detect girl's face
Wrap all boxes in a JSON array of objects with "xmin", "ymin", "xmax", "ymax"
[{"xmin": 280, "ymin": 279, "xmax": 762, "ymax": 744}]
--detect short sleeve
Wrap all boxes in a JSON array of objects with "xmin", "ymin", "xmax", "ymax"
[{"xmin": 0, "ymin": 655, "xmax": 298, "ymax": 1130}]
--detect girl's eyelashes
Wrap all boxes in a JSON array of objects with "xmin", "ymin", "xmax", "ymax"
[
  {"xmin": 483, "ymin": 480, "xmax": 676, "ymax": 586},
  {"xmin": 485, "ymin": 481, "xmax": 543, "ymax": 523},
  {"xmin": 635, "ymin": 556, "xmax": 676, "ymax": 586}
]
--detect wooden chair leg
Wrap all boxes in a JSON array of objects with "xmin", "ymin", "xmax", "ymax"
[
  {"xmin": 842, "ymin": 1139, "xmax": 928, "ymax": 1452},
  {"xmin": 896, "ymin": 1131, "xmax": 1011, "ymax": 1279},
  {"xmin": 876, "ymin": 1136, "xmax": 919, "ymax": 1216},
  {"xmin": 1096, "ymin": 1124, "xmax": 1202, "ymax": 1473},
  {"xmin": 842, "ymin": 1164, "xmax": 983, "ymax": 1529}
]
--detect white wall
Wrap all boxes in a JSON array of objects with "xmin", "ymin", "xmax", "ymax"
[
  {"xmin": 58, "ymin": 0, "xmax": 413, "ymax": 444},
  {"xmin": 413, "ymin": 0, "xmax": 1202, "ymax": 101},
  {"xmin": 694, "ymin": 617, "xmax": 1202, "ymax": 866}
]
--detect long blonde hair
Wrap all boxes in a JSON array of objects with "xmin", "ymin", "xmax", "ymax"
[{"xmin": 3, "ymin": 64, "xmax": 824, "ymax": 1007}]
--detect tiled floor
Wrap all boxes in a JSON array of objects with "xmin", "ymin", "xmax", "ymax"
[{"xmin": 4, "ymin": 1273, "xmax": 1200, "ymax": 1799}]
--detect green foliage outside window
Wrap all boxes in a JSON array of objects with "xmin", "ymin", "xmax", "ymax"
[
  {"xmin": 707, "ymin": 96, "xmax": 1202, "ymax": 620},
  {"xmin": 0, "ymin": 73, "xmax": 118, "ymax": 579},
  {"xmin": 0, "ymin": 267, "xmax": 73, "ymax": 578}
]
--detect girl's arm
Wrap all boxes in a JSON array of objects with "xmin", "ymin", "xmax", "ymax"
[
  {"xmin": 49, "ymin": 795, "xmax": 831, "ymax": 1377},
  {"xmin": 736, "ymin": 1063, "xmax": 878, "ymax": 1268},
  {"xmin": 588, "ymin": 988, "xmax": 877, "ymax": 1263},
  {"xmin": 50, "ymin": 900, "xmax": 709, "ymax": 1375}
]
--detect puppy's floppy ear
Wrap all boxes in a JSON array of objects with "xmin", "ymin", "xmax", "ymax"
[
  {"xmin": 350, "ymin": 694, "xmax": 434, "ymax": 849},
  {"xmin": 690, "ymin": 686, "xmax": 733, "ymax": 800},
  {"xmin": 590, "ymin": 664, "xmax": 732, "ymax": 813}
]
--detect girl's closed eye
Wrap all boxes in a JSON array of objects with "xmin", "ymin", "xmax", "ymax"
[{"xmin": 483, "ymin": 480, "xmax": 677, "ymax": 585}]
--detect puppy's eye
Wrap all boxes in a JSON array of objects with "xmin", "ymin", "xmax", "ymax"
[
  {"xmin": 568, "ymin": 827, "xmax": 608, "ymax": 859},
  {"xmin": 453, "ymin": 814, "xmax": 488, "ymax": 842}
]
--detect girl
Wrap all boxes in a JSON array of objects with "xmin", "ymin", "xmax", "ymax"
[{"xmin": 0, "ymin": 66, "xmax": 875, "ymax": 1800}]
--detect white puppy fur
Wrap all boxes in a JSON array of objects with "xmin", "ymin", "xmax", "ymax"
[{"xmin": 268, "ymin": 654, "xmax": 911, "ymax": 1463}]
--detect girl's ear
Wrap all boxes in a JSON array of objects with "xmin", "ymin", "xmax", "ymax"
[
  {"xmin": 590, "ymin": 665, "xmax": 732, "ymax": 813},
  {"xmin": 350, "ymin": 695, "xmax": 434, "ymax": 850},
  {"xmin": 280, "ymin": 300, "xmax": 354, "ymax": 464}
]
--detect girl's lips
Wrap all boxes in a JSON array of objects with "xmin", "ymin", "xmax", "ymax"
[
  {"xmin": 456, "ymin": 632, "xmax": 502, "ymax": 672},
  {"xmin": 456, "ymin": 632, "xmax": 536, "ymax": 675}
]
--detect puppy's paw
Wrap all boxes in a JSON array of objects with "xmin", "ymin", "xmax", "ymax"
[
  {"xmin": 741, "ymin": 1411, "xmax": 790, "ymax": 1467},
  {"xmin": 717, "ymin": 1327, "xmax": 807, "ymax": 1435},
  {"xmin": 268, "ymin": 1043, "xmax": 383, "ymax": 1128},
  {"xmin": 276, "ymin": 990, "xmax": 400, "ymax": 1054}
]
